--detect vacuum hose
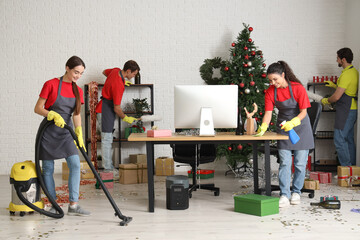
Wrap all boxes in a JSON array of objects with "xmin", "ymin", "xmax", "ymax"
[{"xmin": 20, "ymin": 120, "xmax": 132, "ymax": 225}]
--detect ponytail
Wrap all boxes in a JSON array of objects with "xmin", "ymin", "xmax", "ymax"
[
  {"xmin": 72, "ymin": 82, "xmax": 81, "ymax": 115},
  {"xmin": 267, "ymin": 60, "xmax": 301, "ymax": 84}
]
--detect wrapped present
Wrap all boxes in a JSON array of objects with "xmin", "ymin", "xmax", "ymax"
[
  {"xmin": 147, "ymin": 129, "xmax": 172, "ymax": 137},
  {"xmin": 95, "ymin": 172, "xmax": 114, "ymax": 189},
  {"xmin": 124, "ymin": 127, "xmax": 142, "ymax": 139},
  {"xmin": 62, "ymin": 161, "xmax": 95, "ymax": 180},
  {"xmin": 119, "ymin": 163, "xmax": 147, "ymax": 184},
  {"xmin": 155, "ymin": 157, "xmax": 174, "ymax": 176},
  {"xmin": 337, "ymin": 166, "xmax": 360, "ymax": 187},
  {"xmin": 234, "ymin": 194, "xmax": 279, "ymax": 217},
  {"xmin": 129, "ymin": 154, "xmax": 147, "ymax": 164},
  {"xmin": 309, "ymin": 171, "xmax": 332, "ymax": 184},
  {"xmin": 303, "ymin": 179, "xmax": 320, "ymax": 190},
  {"xmin": 320, "ymin": 195, "xmax": 338, "ymax": 202},
  {"xmin": 188, "ymin": 169, "xmax": 214, "ymax": 179}
]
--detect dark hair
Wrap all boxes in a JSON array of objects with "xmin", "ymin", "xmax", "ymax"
[
  {"xmin": 65, "ymin": 56, "xmax": 85, "ymax": 115},
  {"xmin": 266, "ymin": 61, "xmax": 301, "ymax": 84},
  {"xmin": 337, "ymin": 48, "xmax": 353, "ymax": 63},
  {"xmin": 123, "ymin": 60, "xmax": 140, "ymax": 72}
]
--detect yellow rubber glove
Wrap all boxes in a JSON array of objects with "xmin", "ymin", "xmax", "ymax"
[
  {"xmin": 321, "ymin": 98, "xmax": 330, "ymax": 106},
  {"xmin": 122, "ymin": 115, "xmax": 137, "ymax": 124},
  {"xmin": 324, "ymin": 81, "xmax": 337, "ymax": 89},
  {"xmin": 74, "ymin": 126, "xmax": 86, "ymax": 152},
  {"xmin": 47, "ymin": 110, "xmax": 65, "ymax": 128},
  {"xmin": 281, "ymin": 117, "xmax": 301, "ymax": 132},
  {"xmin": 254, "ymin": 122, "xmax": 268, "ymax": 137},
  {"xmin": 125, "ymin": 80, "xmax": 132, "ymax": 86}
]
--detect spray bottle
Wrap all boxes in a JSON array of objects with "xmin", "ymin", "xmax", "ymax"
[{"xmin": 280, "ymin": 120, "xmax": 300, "ymax": 144}]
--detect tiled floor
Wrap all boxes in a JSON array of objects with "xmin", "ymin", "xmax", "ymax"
[{"xmin": 1, "ymin": 168, "xmax": 360, "ymax": 239}]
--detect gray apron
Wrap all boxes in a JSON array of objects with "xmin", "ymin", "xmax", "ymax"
[
  {"xmin": 101, "ymin": 70, "xmax": 125, "ymax": 133},
  {"xmin": 38, "ymin": 77, "xmax": 78, "ymax": 159},
  {"xmin": 334, "ymin": 94, "xmax": 353, "ymax": 130},
  {"xmin": 275, "ymin": 84, "xmax": 314, "ymax": 150}
]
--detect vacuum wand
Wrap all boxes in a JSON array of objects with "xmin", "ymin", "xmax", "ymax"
[{"xmin": 64, "ymin": 124, "xmax": 132, "ymax": 226}]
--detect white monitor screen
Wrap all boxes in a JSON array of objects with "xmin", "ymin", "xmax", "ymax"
[{"xmin": 174, "ymin": 85, "xmax": 238, "ymax": 130}]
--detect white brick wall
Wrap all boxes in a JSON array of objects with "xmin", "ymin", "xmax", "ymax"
[{"xmin": 0, "ymin": 0, "xmax": 352, "ymax": 175}]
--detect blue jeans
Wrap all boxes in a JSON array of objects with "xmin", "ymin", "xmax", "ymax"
[
  {"xmin": 42, "ymin": 155, "xmax": 80, "ymax": 203},
  {"xmin": 334, "ymin": 110, "xmax": 357, "ymax": 166},
  {"xmin": 101, "ymin": 132, "xmax": 114, "ymax": 171},
  {"xmin": 278, "ymin": 149, "xmax": 309, "ymax": 199}
]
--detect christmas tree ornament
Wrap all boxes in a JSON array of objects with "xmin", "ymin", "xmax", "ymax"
[
  {"xmin": 245, "ymin": 88, "xmax": 250, "ymax": 94},
  {"xmin": 256, "ymin": 89, "xmax": 259, "ymax": 93},
  {"xmin": 263, "ymin": 90, "xmax": 266, "ymax": 94},
  {"xmin": 244, "ymin": 55, "xmax": 249, "ymax": 60},
  {"xmin": 261, "ymin": 73, "xmax": 267, "ymax": 78},
  {"xmin": 243, "ymin": 63, "xmax": 248, "ymax": 68},
  {"xmin": 237, "ymin": 144, "xmax": 243, "ymax": 150},
  {"xmin": 259, "ymin": 112, "xmax": 263, "ymax": 116},
  {"xmin": 247, "ymin": 61, "xmax": 252, "ymax": 67},
  {"xmin": 270, "ymin": 122, "xmax": 274, "ymax": 126},
  {"xmin": 251, "ymin": 51, "xmax": 256, "ymax": 56},
  {"xmin": 231, "ymin": 42, "xmax": 236, "ymax": 47},
  {"xmin": 233, "ymin": 53, "xmax": 236, "ymax": 56},
  {"xmin": 249, "ymin": 27, "xmax": 253, "ymax": 32},
  {"xmin": 224, "ymin": 66, "xmax": 229, "ymax": 71},
  {"xmin": 250, "ymin": 81, "xmax": 255, "ymax": 86},
  {"xmin": 248, "ymin": 38, "xmax": 252, "ymax": 43},
  {"xmin": 262, "ymin": 63, "xmax": 266, "ymax": 67},
  {"xmin": 260, "ymin": 55, "xmax": 263, "ymax": 58},
  {"xmin": 239, "ymin": 83, "xmax": 245, "ymax": 88},
  {"xmin": 244, "ymin": 46, "xmax": 248, "ymax": 50},
  {"xmin": 249, "ymin": 73, "xmax": 253, "ymax": 77},
  {"xmin": 228, "ymin": 146, "xmax": 232, "ymax": 151}
]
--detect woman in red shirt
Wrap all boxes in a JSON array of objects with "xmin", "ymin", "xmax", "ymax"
[
  {"xmin": 255, "ymin": 61, "xmax": 314, "ymax": 208},
  {"xmin": 34, "ymin": 56, "xmax": 90, "ymax": 216}
]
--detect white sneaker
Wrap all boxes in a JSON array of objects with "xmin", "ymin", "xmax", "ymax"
[
  {"xmin": 279, "ymin": 195, "xmax": 290, "ymax": 208},
  {"xmin": 290, "ymin": 193, "xmax": 301, "ymax": 205},
  {"xmin": 113, "ymin": 168, "xmax": 119, "ymax": 181}
]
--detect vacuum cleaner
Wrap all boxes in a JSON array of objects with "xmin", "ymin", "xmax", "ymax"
[{"xmin": 9, "ymin": 120, "xmax": 132, "ymax": 226}]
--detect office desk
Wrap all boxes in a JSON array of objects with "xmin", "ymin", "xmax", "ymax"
[{"xmin": 128, "ymin": 132, "xmax": 288, "ymax": 212}]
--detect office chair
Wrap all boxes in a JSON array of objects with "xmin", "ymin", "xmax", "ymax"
[
  {"xmin": 171, "ymin": 144, "xmax": 220, "ymax": 198},
  {"xmin": 259, "ymin": 101, "xmax": 322, "ymax": 198}
]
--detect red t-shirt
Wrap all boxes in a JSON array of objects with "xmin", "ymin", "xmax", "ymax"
[
  {"xmin": 95, "ymin": 68, "xmax": 125, "ymax": 113},
  {"xmin": 265, "ymin": 82, "xmax": 310, "ymax": 111},
  {"xmin": 39, "ymin": 78, "xmax": 84, "ymax": 110}
]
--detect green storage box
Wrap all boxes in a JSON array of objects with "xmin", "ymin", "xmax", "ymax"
[{"xmin": 234, "ymin": 194, "xmax": 279, "ymax": 216}]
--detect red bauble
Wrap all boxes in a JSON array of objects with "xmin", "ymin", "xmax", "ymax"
[
  {"xmin": 262, "ymin": 63, "xmax": 266, "ymax": 67},
  {"xmin": 249, "ymin": 27, "xmax": 253, "ymax": 32},
  {"xmin": 255, "ymin": 117, "xmax": 259, "ymax": 121},
  {"xmin": 233, "ymin": 53, "xmax": 236, "ymax": 56},
  {"xmin": 228, "ymin": 146, "xmax": 232, "ymax": 151},
  {"xmin": 231, "ymin": 42, "xmax": 236, "ymax": 47},
  {"xmin": 259, "ymin": 112, "xmax": 263, "ymax": 116},
  {"xmin": 248, "ymin": 38, "xmax": 252, "ymax": 43},
  {"xmin": 260, "ymin": 55, "xmax": 263, "ymax": 58},
  {"xmin": 244, "ymin": 46, "xmax": 248, "ymax": 50},
  {"xmin": 249, "ymin": 73, "xmax": 253, "ymax": 77},
  {"xmin": 261, "ymin": 73, "xmax": 267, "ymax": 78},
  {"xmin": 251, "ymin": 51, "xmax": 256, "ymax": 56},
  {"xmin": 250, "ymin": 81, "xmax": 255, "ymax": 86},
  {"xmin": 243, "ymin": 63, "xmax": 248, "ymax": 68},
  {"xmin": 263, "ymin": 90, "xmax": 266, "ymax": 94},
  {"xmin": 270, "ymin": 122, "xmax": 274, "ymax": 126},
  {"xmin": 244, "ymin": 55, "xmax": 249, "ymax": 60},
  {"xmin": 239, "ymin": 83, "xmax": 245, "ymax": 88},
  {"xmin": 237, "ymin": 144, "xmax": 243, "ymax": 150},
  {"xmin": 224, "ymin": 67, "xmax": 229, "ymax": 71}
]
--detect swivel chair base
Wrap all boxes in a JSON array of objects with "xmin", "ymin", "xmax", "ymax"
[{"xmin": 189, "ymin": 183, "xmax": 220, "ymax": 198}]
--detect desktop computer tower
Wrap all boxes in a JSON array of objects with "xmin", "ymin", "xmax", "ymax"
[{"xmin": 166, "ymin": 175, "xmax": 189, "ymax": 210}]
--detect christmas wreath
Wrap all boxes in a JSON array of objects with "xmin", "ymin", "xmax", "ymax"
[{"xmin": 199, "ymin": 57, "xmax": 226, "ymax": 85}]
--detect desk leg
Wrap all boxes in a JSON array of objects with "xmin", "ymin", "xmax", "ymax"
[
  {"xmin": 146, "ymin": 142, "xmax": 155, "ymax": 212},
  {"xmin": 252, "ymin": 143, "xmax": 260, "ymax": 194},
  {"xmin": 264, "ymin": 140, "xmax": 271, "ymax": 196}
]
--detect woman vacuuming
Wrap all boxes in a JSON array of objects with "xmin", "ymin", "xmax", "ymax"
[
  {"xmin": 255, "ymin": 61, "xmax": 314, "ymax": 208},
  {"xmin": 34, "ymin": 56, "xmax": 90, "ymax": 216}
]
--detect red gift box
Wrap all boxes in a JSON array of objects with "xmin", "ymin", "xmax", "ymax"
[
  {"xmin": 309, "ymin": 171, "xmax": 332, "ymax": 184},
  {"xmin": 95, "ymin": 172, "xmax": 114, "ymax": 189}
]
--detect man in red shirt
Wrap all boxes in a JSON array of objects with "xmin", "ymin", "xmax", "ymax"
[{"xmin": 96, "ymin": 60, "xmax": 140, "ymax": 177}]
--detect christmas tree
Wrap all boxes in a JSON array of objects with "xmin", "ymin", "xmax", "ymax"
[{"xmin": 200, "ymin": 23, "xmax": 277, "ymax": 172}]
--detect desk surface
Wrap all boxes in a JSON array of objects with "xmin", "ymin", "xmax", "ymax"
[{"xmin": 128, "ymin": 132, "xmax": 288, "ymax": 142}]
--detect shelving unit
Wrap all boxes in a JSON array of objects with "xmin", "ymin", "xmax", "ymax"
[
  {"xmin": 84, "ymin": 83, "xmax": 154, "ymax": 168},
  {"xmin": 307, "ymin": 82, "xmax": 337, "ymax": 171}
]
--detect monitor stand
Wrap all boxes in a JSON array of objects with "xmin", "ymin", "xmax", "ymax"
[{"xmin": 199, "ymin": 107, "xmax": 215, "ymax": 137}]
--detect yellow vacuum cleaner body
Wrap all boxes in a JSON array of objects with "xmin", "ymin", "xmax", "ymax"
[{"xmin": 9, "ymin": 161, "xmax": 44, "ymax": 216}]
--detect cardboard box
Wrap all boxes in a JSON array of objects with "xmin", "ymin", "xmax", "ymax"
[
  {"xmin": 309, "ymin": 171, "xmax": 332, "ymax": 184},
  {"xmin": 234, "ymin": 194, "xmax": 279, "ymax": 217},
  {"xmin": 129, "ymin": 154, "xmax": 147, "ymax": 164},
  {"xmin": 303, "ymin": 179, "xmax": 320, "ymax": 190},
  {"xmin": 95, "ymin": 172, "xmax": 114, "ymax": 189},
  {"xmin": 62, "ymin": 161, "xmax": 95, "ymax": 180},
  {"xmin": 119, "ymin": 163, "xmax": 148, "ymax": 184},
  {"xmin": 316, "ymin": 159, "xmax": 338, "ymax": 165},
  {"xmin": 155, "ymin": 157, "xmax": 174, "ymax": 176},
  {"xmin": 337, "ymin": 166, "xmax": 360, "ymax": 187},
  {"xmin": 147, "ymin": 129, "xmax": 172, "ymax": 137}
]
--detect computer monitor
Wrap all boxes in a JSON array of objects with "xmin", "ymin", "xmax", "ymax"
[{"xmin": 174, "ymin": 85, "xmax": 238, "ymax": 136}]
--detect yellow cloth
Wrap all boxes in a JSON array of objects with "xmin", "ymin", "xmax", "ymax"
[
  {"xmin": 122, "ymin": 115, "xmax": 137, "ymax": 124},
  {"xmin": 254, "ymin": 122, "xmax": 268, "ymax": 137},
  {"xmin": 337, "ymin": 65, "xmax": 359, "ymax": 110},
  {"xmin": 47, "ymin": 110, "xmax": 65, "ymax": 128}
]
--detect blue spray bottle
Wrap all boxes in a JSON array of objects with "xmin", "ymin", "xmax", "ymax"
[{"xmin": 280, "ymin": 120, "xmax": 300, "ymax": 144}]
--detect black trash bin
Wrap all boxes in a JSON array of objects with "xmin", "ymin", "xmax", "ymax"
[{"xmin": 166, "ymin": 175, "xmax": 189, "ymax": 210}]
